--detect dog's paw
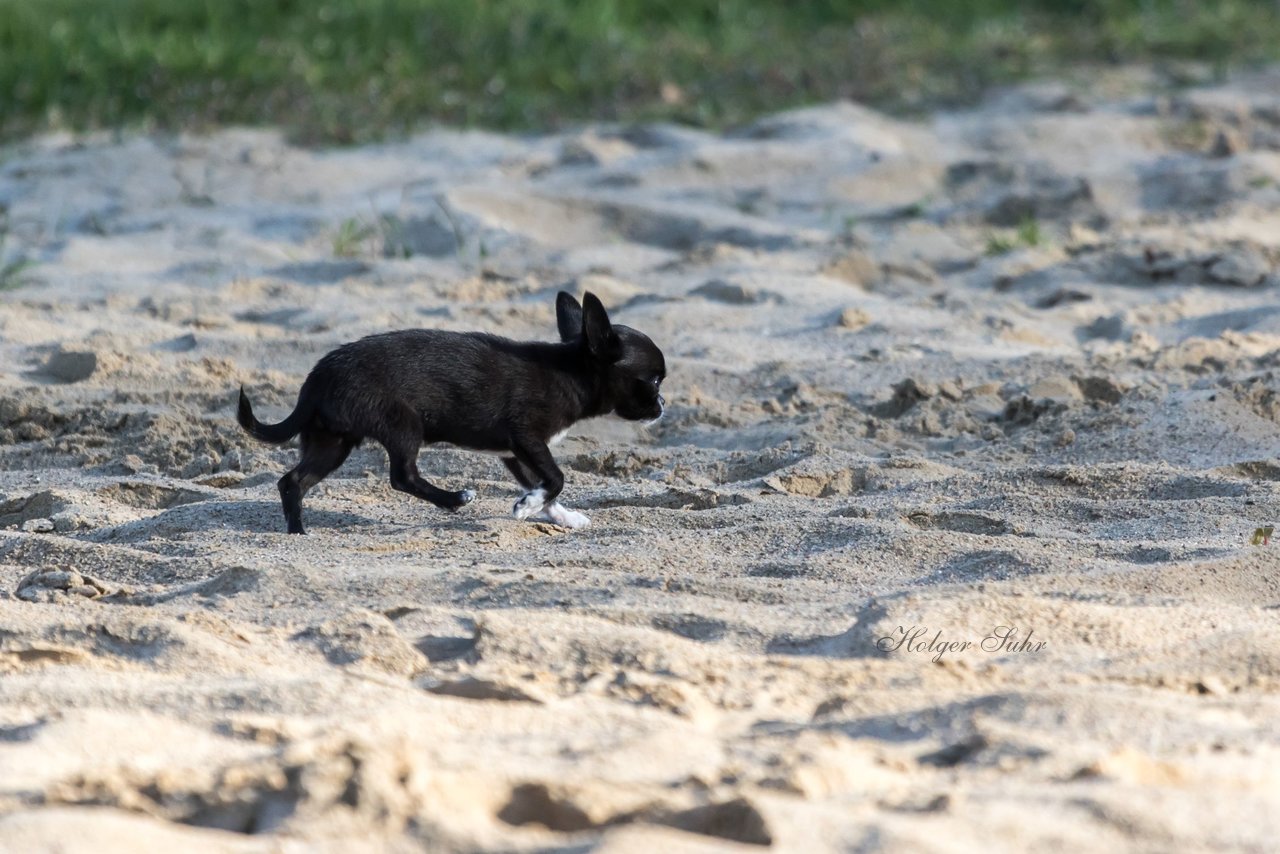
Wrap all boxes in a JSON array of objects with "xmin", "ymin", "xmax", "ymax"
[
  {"xmin": 437, "ymin": 489, "xmax": 475, "ymax": 511},
  {"xmin": 542, "ymin": 502, "xmax": 590, "ymax": 530},
  {"xmin": 513, "ymin": 488, "xmax": 548, "ymax": 520}
]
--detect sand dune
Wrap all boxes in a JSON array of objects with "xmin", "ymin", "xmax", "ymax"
[{"xmin": 3, "ymin": 69, "xmax": 1280, "ymax": 852}]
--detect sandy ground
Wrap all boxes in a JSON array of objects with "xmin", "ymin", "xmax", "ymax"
[{"xmin": 3, "ymin": 68, "xmax": 1280, "ymax": 852}]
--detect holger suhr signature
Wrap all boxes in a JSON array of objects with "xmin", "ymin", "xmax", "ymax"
[{"xmin": 877, "ymin": 626, "xmax": 1047, "ymax": 663}]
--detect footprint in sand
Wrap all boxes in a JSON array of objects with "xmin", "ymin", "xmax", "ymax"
[
  {"xmin": 15, "ymin": 567, "xmax": 110, "ymax": 602},
  {"xmin": 294, "ymin": 610, "xmax": 427, "ymax": 678},
  {"xmin": 497, "ymin": 783, "xmax": 772, "ymax": 846}
]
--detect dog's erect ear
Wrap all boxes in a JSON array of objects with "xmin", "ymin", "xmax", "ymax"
[
  {"xmin": 582, "ymin": 292, "xmax": 622, "ymax": 361},
  {"xmin": 556, "ymin": 291, "xmax": 583, "ymax": 343}
]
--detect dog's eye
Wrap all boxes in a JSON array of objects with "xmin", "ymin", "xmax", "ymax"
[{"xmin": 651, "ymin": 375, "xmax": 662, "ymax": 387}]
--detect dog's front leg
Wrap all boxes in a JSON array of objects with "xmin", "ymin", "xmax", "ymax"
[
  {"xmin": 509, "ymin": 438, "xmax": 561, "ymax": 520},
  {"xmin": 538, "ymin": 502, "xmax": 590, "ymax": 529},
  {"xmin": 508, "ymin": 437, "xmax": 589, "ymax": 529}
]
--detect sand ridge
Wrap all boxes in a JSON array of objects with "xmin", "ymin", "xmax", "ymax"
[{"xmin": 3, "ymin": 69, "xmax": 1280, "ymax": 851}]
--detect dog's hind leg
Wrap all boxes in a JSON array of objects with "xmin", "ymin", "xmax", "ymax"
[
  {"xmin": 376, "ymin": 405, "xmax": 474, "ymax": 512},
  {"xmin": 387, "ymin": 450, "xmax": 475, "ymax": 511},
  {"xmin": 278, "ymin": 431, "xmax": 355, "ymax": 534}
]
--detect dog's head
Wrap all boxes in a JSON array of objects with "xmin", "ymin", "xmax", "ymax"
[{"xmin": 557, "ymin": 291, "xmax": 665, "ymax": 422}]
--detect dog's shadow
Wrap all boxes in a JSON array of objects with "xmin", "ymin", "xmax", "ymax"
[
  {"xmin": 86, "ymin": 497, "xmax": 496, "ymax": 543},
  {"xmin": 85, "ymin": 499, "xmax": 379, "ymax": 542}
]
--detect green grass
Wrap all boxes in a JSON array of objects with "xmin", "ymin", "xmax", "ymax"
[
  {"xmin": 0, "ymin": 258, "xmax": 37, "ymax": 290},
  {"xmin": 1016, "ymin": 217, "xmax": 1043, "ymax": 249},
  {"xmin": 986, "ymin": 217, "xmax": 1045, "ymax": 256},
  {"xmin": 0, "ymin": 221, "xmax": 37, "ymax": 290},
  {"xmin": 331, "ymin": 217, "xmax": 377, "ymax": 257},
  {"xmin": 3, "ymin": 1, "xmax": 1280, "ymax": 144},
  {"xmin": 0, "ymin": 239, "xmax": 37, "ymax": 289}
]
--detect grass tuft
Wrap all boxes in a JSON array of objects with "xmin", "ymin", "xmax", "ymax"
[
  {"xmin": 0, "ymin": 255, "xmax": 37, "ymax": 291},
  {"xmin": 986, "ymin": 217, "xmax": 1045, "ymax": 255},
  {"xmin": 331, "ymin": 218, "xmax": 377, "ymax": 258}
]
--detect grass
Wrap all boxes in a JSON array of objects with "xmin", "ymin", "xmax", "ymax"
[
  {"xmin": 0, "ymin": 244, "xmax": 37, "ymax": 289},
  {"xmin": 0, "ymin": 258, "xmax": 37, "ymax": 290},
  {"xmin": 331, "ymin": 217, "xmax": 377, "ymax": 258},
  {"xmin": 986, "ymin": 218, "xmax": 1044, "ymax": 255},
  {"xmin": 0, "ymin": 223, "xmax": 37, "ymax": 290},
  {"xmin": 3, "ymin": 1, "xmax": 1280, "ymax": 144},
  {"xmin": 1016, "ymin": 218, "xmax": 1043, "ymax": 249}
]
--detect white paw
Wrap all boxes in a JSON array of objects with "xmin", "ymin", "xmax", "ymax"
[
  {"xmin": 459, "ymin": 489, "xmax": 476, "ymax": 504},
  {"xmin": 513, "ymin": 488, "xmax": 547, "ymax": 520},
  {"xmin": 541, "ymin": 502, "xmax": 590, "ymax": 530}
]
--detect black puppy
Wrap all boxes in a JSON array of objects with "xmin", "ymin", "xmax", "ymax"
[{"xmin": 236, "ymin": 291, "xmax": 665, "ymax": 534}]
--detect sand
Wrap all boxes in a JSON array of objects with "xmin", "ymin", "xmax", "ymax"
[{"xmin": 3, "ymin": 67, "xmax": 1280, "ymax": 852}]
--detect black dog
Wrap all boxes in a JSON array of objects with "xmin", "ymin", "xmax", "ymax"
[{"xmin": 236, "ymin": 291, "xmax": 665, "ymax": 534}]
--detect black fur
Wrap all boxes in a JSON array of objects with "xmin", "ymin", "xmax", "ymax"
[{"xmin": 237, "ymin": 291, "xmax": 665, "ymax": 534}]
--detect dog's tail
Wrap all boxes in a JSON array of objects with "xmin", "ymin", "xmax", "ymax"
[{"xmin": 237, "ymin": 386, "xmax": 312, "ymax": 444}]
